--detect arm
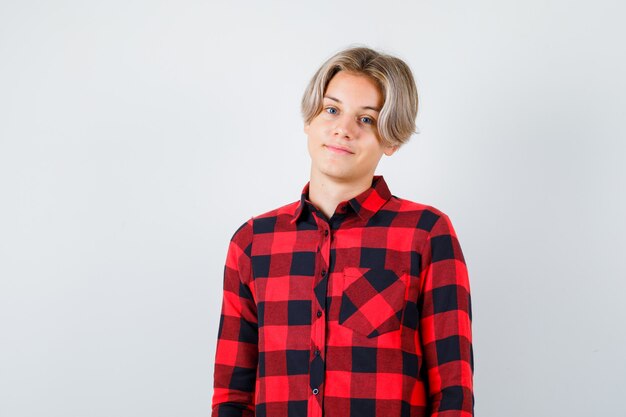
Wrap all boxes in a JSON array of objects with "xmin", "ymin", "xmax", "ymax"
[
  {"xmin": 211, "ymin": 219, "xmax": 258, "ymax": 417},
  {"xmin": 419, "ymin": 213, "xmax": 474, "ymax": 417}
]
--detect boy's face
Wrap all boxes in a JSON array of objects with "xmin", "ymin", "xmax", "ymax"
[{"xmin": 304, "ymin": 71, "xmax": 397, "ymax": 185}]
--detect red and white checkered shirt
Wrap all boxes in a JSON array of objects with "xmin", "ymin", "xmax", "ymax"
[{"xmin": 212, "ymin": 175, "xmax": 474, "ymax": 417}]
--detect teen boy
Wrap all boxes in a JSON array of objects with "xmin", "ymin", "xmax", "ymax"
[{"xmin": 211, "ymin": 46, "xmax": 474, "ymax": 417}]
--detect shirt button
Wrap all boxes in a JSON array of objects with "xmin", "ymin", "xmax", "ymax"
[
  {"xmin": 324, "ymin": 230, "xmax": 329, "ymax": 237},
  {"xmin": 316, "ymin": 310, "xmax": 322, "ymax": 318},
  {"xmin": 312, "ymin": 388, "xmax": 319, "ymax": 395},
  {"xmin": 314, "ymin": 349, "xmax": 320, "ymax": 356},
  {"xmin": 321, "ymin": 269, "xmax": 327, "ymax": 277}
]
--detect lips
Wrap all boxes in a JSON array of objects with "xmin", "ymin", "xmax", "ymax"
[{"xmin": 325, "ymin": 144, "xmax": 354, "ymax": 155}]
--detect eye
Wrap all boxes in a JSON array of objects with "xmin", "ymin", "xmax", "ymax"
[
  {"xmin": 325, "ymin": 106, "xmax": 338, "ymax": 115},
  {"xmin": 360, "ymin": 116, "xmax": 375, "ymax": 125}
]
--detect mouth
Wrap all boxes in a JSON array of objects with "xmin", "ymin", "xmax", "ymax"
[{"xmin": 325, "ymin": 144, "xmax": 354, "ymax": 155}]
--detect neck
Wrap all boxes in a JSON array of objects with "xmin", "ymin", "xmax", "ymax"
[{"xmin": 308, "ymin": 169, "xmax": 374, "ymax": 220}]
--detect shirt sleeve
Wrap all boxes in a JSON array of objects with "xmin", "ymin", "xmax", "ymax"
[
  {"xmin": 211, "ymin": 218, "xmax": 258, "ymax": 417},
  {"xmin": 418, "ymin": 212, "xmax": 474, "ymax": 417}
]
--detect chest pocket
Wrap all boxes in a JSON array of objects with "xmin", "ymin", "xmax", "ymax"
[{"xmin": 339, "ymin": 267, "xmax": 408, "ymax": 338}]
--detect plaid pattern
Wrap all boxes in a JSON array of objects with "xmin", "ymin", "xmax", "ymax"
[{"xmin": 212, "ymin": 175, "xmax": 474, "ymax": 417}]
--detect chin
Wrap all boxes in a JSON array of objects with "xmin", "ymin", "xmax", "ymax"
[{"xmin": 322, "ymin": 169, "xmax": 357, "ymax": 182}]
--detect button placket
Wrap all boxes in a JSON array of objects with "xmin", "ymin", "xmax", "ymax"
[{"xmin": 310, "ymin": 223, "xmax": 329, "ymax": 407}]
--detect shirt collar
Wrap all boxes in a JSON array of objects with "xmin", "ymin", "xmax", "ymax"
[{"xmin": 291, "ymin": 175, "xmax": 392, "ymax": 224}]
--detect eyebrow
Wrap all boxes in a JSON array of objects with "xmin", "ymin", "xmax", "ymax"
[{"xmin": 323, "ymin": 95, "xmax": 381, "ymax": 113}]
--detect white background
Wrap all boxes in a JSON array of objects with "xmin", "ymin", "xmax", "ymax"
[{"xmin": 1, "ymin": 1, "xmax": 625, "ymax": 416}]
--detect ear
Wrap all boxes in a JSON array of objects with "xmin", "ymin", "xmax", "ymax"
[
  {"xmin": 304, "ymin": 122, "xmax": 310, "ymax": 134},
  {"xmin": 383, "ymin": 144, "xmax": 399, "ymax": 156}
]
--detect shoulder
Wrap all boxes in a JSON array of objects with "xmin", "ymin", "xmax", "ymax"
[
  {"xmin": 387, "ymin": 195, "xmax": 455, "ymax": 233},
  {"xmin": 229, "ymin": 200, "xmax": 300, "ymax": 241},
  {"xmin": 388, "ymin": 197, "xmax": 466, "ymax": 264},
  {"xmin": 252, "ymin": 200, "xmax": 300, "ymax": 222}
]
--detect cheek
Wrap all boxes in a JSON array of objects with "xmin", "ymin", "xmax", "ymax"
[
  {"xmin": 307, "ymin": 124, "xmax": 328, "ymax": 143},
  {"xmin": 364, "ymin": 146, "xmax": 384, "ymax": 164},
  {"xmin": 306, "ymin": 136, "xmax": 317, "ymax": 158}
]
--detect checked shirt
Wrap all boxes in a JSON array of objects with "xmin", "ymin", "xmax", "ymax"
[{"xmin": 212, "ymin": 175, "xmax": 474, "ymax": 417}]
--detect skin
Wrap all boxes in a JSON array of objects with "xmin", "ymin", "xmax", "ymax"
[{"xmin": 304, "ymin": 70, "xmax": 398, "ymax": 219}]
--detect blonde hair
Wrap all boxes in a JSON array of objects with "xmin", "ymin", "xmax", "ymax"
[{"xmin": 301, "ymin": 46, "xmax": 419, "ymax": 148}]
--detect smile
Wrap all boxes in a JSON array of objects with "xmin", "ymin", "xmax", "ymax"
[{"xmin": 325, "ymin": 145, "xmax": 354, "ymax": 155}]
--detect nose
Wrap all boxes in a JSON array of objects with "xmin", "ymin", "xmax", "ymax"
[{"xmin": 333, "ymin": 114, "xmax": 356, "ymax": 139}]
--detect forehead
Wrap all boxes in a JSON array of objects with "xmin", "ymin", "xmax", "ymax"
[{"xmin": 324, "ymin": 71, "xmax": 383, "ymax": 106}]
